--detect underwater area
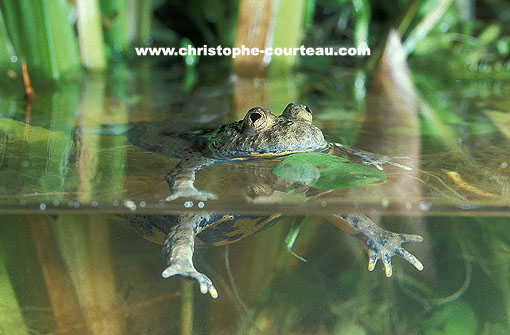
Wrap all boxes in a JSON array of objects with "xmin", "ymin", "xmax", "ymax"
[{"xmin": 1, "ymin": 0, "xmax": 510, "ymax": 334}]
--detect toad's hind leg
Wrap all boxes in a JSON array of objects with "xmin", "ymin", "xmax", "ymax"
[
  {"xmin": 162, "ymin": 214, "xmax": 218, "ymax": 298},
  {"xmin": 333, "ymin": 143, "xmax": 412, "ymax": 171},
  {"xmin": 329, "ymin": 214, "xmax": 423, "ymax": 277}
]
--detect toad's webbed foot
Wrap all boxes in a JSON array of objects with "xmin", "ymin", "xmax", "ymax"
[
  {"xmin": 333, "ymin": 143, "xmax": 412, "ymax": 171},
  {"xmin": 336, "ymin": 214, "xmax": 423, "ymax": 277},
  {"xmin": 163, "ymin": 215, "xmax": 218, "ymax": 298},
  {"xmin": 162, "ymin": 263, "xmax": 218, "ymax": 298},
  {"xmin": 366, "ymin": 231, "xmax": 423, "ymax": 277}
]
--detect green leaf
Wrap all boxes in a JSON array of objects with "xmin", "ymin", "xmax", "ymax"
[
  {"xmin": 272, "ymin": 152, "xmax": 387, "ymax": 190},
  {"xmin": 180, "ymin": 38, "xmax": 198, "ymax": 68},
  {"xmin": 284, "ymin": 217, "xmax": 307, "ymax": 262},
  {"xmin": 477, "ymin": 24, "xmax": 501, "ymax": 45},
  {"xmin": 0, "ymin": 6, "xmax": 15, "ymax": 72},
  {"xmin": 421, "ymin": 300, "xmax": 477, "ymax": 335},
  {"xmin": 101, "ymin": 0, "xmax": 129, "ymax": 54},
  {"xmin": 303, "ymin": 0, "xmax": 316, "ymax": 28},
  {"xmin": 0, "ymin": 254, "xmax": 29, "ymax": 335}
]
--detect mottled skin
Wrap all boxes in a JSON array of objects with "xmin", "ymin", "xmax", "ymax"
[{"xmin": 127, "ymin": 103, "xmax": 423, "ymax": 298}]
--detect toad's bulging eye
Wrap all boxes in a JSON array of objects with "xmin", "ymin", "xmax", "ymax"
[
  {"xmin": 243, "ymin": 107, "xmax": 276, "ymax": 132},
  {"xmin": 282, "ymin": 103, "xmax": 313, "ymax": 123},
  {"xmin": 250, "ymin": 112, "xmax": 261, "ymax": 123}
]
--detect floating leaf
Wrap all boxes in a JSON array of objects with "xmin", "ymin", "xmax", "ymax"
[
  {"xmin": 0, "ymin": 117, "xmax": 69, "ymax": 149},
  {"xmin": 272, "ymin": 152, "xmax": 386, "ymax": 190}
]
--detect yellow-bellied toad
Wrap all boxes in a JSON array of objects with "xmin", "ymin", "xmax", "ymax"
[{"xmin": 126, "ymin": 103, "xmax": 423, "ymax": 298}]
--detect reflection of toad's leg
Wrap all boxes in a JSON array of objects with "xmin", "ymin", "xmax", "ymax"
[
  {"xmin": 165, "ymin": 154, "xmax": 217, "ymax": 201},
  {"xmin": 327, "ymin": 214, "xmax": 423, "ymax": 277},
  {"xmin": 161, "ymin": 213, "xmax": 218, "ymax": 298}
]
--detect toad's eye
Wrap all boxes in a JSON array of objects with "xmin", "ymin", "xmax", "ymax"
[
  {"xmin": 282, "ymin": 103, "xmax": 313, "ymax": 122},
  {"xmin": 250, "ymin": 112, "xmax": 262, "ymax": 123},
  {"xmin": 244, "ymin": 107, "xmax": 276, "ymax": 133}
]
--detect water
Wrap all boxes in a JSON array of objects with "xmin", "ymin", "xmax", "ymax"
[{"xmin": 0, "ymin": 65, "xmax": 509, "ymax": 334}]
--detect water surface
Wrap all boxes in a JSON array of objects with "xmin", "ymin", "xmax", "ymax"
[{"xmin": 0, "ymin": 66, "xmax": 509, "ymax": 334}]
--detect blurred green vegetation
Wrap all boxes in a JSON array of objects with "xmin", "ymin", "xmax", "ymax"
[{"xmin": 0, "ymin": 0, "xmax": 508, "ymax": 86}]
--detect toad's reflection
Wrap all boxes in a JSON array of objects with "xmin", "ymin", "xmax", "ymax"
[{"xmin": 126, "ymin": 103, "xmax": 423, "ymax": 298}]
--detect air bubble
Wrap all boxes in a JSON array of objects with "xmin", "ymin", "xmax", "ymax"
[
  {"xmin": 439, "ymin": 22, "xmax": 449, "ymax": 32},
  {"xmin": 418, "ymin": 202, "xmax": 431, "ymax": 211},
  {"xmin": 139, "ymin": 201, "xmax": 147, "ymax": 208},
  {"xmin": 124, "ymin": 200, "xmax": 137, "ymax": 211},
  {"xmin": 184, "ymin": 201, "xmax": 194, "ymax": 208},
  {"xmin": 91, "ymin": 200, "xmax": 98, "ymax": 207},
  {"xmin": 73, "ymin": 202, "xmax": 80, "ymax": 208},
  {"xmin": 501, "ymin": 162, "xmax": 508, "ymax": 169},
  {"xmin": 458, "ymin": 204, "xmax": 481, "ymax": 210},
  {"xmin": 40, "ymin": 203, "xmax": 46, "ymax": 210},
  {"xmin": 381, "ymin": 198, "xmax": 390, "ymax": 208},
  {"xmin": 113, "ymin": 200, "xmax": 119, "ymax": 206},
  {"xmin": 10, "ymin": 55, "xmax": 18, "ymax": 63},
  {"xmin": 198, "ymin": 202, "xmax": 205, "ymax": 208},
  {"xmin": 53, "ymin": 200, "xmax": 60, "ymax": 207}
]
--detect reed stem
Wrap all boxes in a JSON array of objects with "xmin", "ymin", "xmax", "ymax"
[
  {"xmin": 101, "ymin": 0, "xmax": 129, "ymax": 55},
  {"xmin": 269, "ymin": 0, "xmax": 305, "ymax": 73},
  {"xmin": 0, "ymin": 7, "xmax": 15, "ymax": 71},
  {"xmin": 76, "ymin": 0, "xmax": 107, "ymax": 71}
]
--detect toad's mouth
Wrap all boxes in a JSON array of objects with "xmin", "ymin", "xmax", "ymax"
[{"xmin": 230, "ymin": 142, "xmax": 331, "ymax": 160}]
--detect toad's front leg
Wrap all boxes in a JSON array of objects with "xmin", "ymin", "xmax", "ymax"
[
  {"xmin": 162, "ymin": 214, "xmax": 218, "ymax": 298},
  {"xmin": 332, "ymin": 214, "xmax": 423, "ymax": 277},
  {"xmin": 165, "ymin": 154, "xmax": 218, "ymax": 201}
]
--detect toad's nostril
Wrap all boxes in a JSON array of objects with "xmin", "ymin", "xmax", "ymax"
[
  {"xmin": 305, "ymin": 106, "xmax": 311, "ymax": 113},
  {"xmin": 250, "ymin": 112, "xmax": 261, "ymax": 123}
]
